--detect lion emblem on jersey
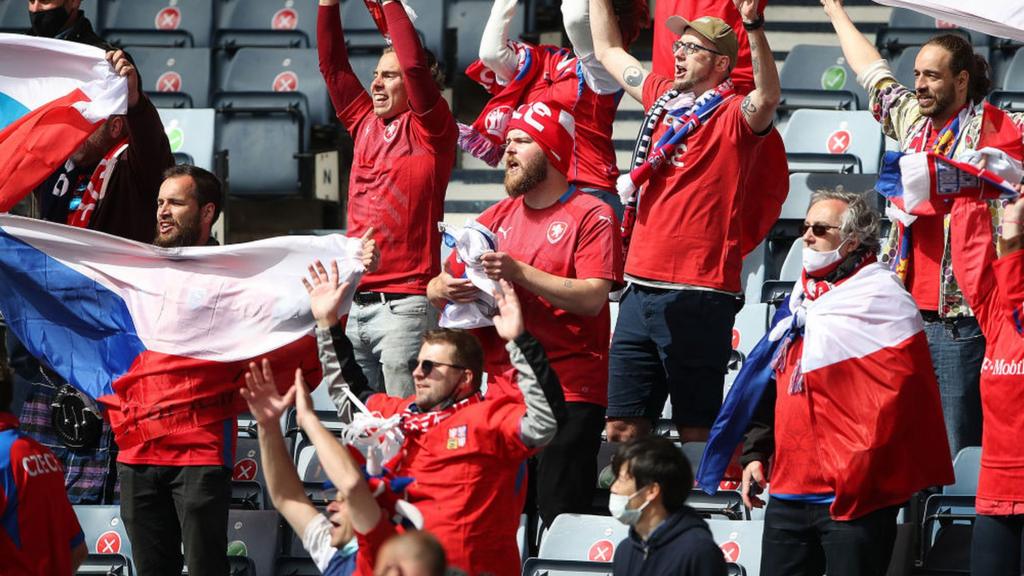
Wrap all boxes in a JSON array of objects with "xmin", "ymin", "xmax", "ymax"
[
  {"xmin": 547, "ymin": 221, "xmax": 569, "ymax": 244},
  {"xmin": 384, "ymin": 120, "xmax": 400, "ymax": 142},
  {"xmin": 484, "ymin": 106, "xmax": 512, "ymax": 138}
]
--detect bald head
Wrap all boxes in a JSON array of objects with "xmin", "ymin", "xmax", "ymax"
[{"xmin": 374, "ymin": 532, "xmax": 447, "ymax": 576}]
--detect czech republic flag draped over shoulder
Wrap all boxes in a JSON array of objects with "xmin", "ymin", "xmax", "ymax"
[
  {"xmin": 0, "ymin": 215, "xmax": 365, "ymax": 449},
  {"xmin": 0, "ymin": 33, "xmax": 126, "ymax": 211}
]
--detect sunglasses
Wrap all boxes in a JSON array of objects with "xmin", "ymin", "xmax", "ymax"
[
  {"xmin": 672, "ymin": 40, "xmax": 724, "ymax": 56},
  {"xmin": 800, "ymin": 223, "xmax": 841, "ymax": 237},
  {"xmin": 408, "ymin": 359, "xmax": 466, "ymax": 374}
]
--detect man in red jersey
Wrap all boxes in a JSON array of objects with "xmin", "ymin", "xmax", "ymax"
[
  {"xmin": 317, "ymin": 0, "xmax": 456, "ymax": 399},
  {"xmin": 591, "ymin": 0, "xmax": 785, "ymax": 443},
  {"xmin": 0, "ymin": 344, "xmax": 87, "ymax": 575},
  {"xmin": 463, "ymin": 0, "xmax": 647, "ymax": 217},
  {"xmin": 313, "ymin": 259, "xmax": 565, "ymax": 576},
  {"xmin": 430, "ymin": 101, "xmax": 622, "ymax": 528}
]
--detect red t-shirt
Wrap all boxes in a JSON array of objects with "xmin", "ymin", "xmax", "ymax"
[
  {"xmin": 467, "ymin": 189, "xmax": 622, "ymax": 405},
  {"xmin": 355, "ymin": 513, "xmax": 398, "ymax": 576},
  {"xmin": 904, "ymin": 128, "xmax": 948, "ymax": 312},
  {"xmin": 366, "ymin": 394, "xmax": 532, "ymax": 576},
  {"xmin": 629, "ymin": 75, "xmax": 762, "ymax": 292},
  {"xmin": 767, "ymin": 340, "xmax": 834, "ymax": 497},
  {"xmin": 319, "ymin": 3, "xmax": 457, "ymax": 295},
  {"xmin": 118, "ymin": 417, "xmax": 237, "ymax": 467},
  {"xmin": 520, "ymin": 45, "xmax": 621, "ymax": 191},
  {"xmin": 0, "ymin": 414, "xmax": 84, "ymax": 576}
]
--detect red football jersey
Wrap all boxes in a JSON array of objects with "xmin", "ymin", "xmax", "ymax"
[
  {"xmin": 118, "ymin": 417, "xmax": 237, "ymax": 467},
  {"xmin": 469, "ymin": 189, "xmax": 622, "ymax": 405},
  {"xmin": 520, "ymin": 44, "xmax": 622, "ymax": 191},
  {"xmin": 367, "ymin": 394, "xmax": 532, "ymax": 576},
  {"xmin": 628, "ymin": 75, "xmax": 763, "ymax": 292},
  {"xmin": 0, "ymin": 414, "xmax": 84, "ymax": 576}
]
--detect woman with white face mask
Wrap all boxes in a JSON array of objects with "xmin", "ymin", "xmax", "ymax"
[{"xmin": 608, "ymin": 436, "xmax": 727, "ymax": 575}]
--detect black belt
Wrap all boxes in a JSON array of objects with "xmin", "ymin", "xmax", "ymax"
[
  {"xmin": 920, "ymin": 310, "xmax": 967, "ymax": 323},
  {"xmin": 353, "ymin": 291, "xmax": 415, "ymax": 305}
]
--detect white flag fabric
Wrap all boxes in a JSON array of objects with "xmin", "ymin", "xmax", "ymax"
[{"xmin": 873, "ymin": 0, "xmax": 1024, "ymax": 42}]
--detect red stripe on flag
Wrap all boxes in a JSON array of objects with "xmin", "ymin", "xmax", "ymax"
[
  {"xmin": 103, "ymin": 335, "xmax": 322, "ymax": 449},
  {"xmin": 0, "ymin": 88, "xmax": 103, "ymax": 212}
]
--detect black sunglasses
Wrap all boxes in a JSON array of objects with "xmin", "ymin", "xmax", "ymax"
[
  {"xmin": 800, "ymin": 223, "xmax": 841, "ymax": 237},
  {"xmin": 408, "ymin": 359, "xmax": 466, "ymax": 374}
]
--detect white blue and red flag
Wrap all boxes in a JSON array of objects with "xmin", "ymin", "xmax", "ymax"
[
  {"xmin": 877, "ymin": 102, "xmax": 1024, "ymax": 216},
  {"xmin": 0, "ymin": 215, "xmax": 364, "ymax": 449},
  {"xmin": 699, "ymin": 264, "xmax": 953, "ymax": 519},
  {"xmin": 0, "ymin": 34, "xmax": 126, "ymax": 212}
]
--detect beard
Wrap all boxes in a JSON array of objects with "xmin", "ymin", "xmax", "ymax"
[
  {"xmin": 153, "ymin": 215, "xmax": 201, "ymax": 248},
  {"xmin": 504, "ymin": 153, "xmax": 548, "ymax": 198},
  {"xmin": 917, "ymin": 86, "xmax": 958, "ymax": 118}
]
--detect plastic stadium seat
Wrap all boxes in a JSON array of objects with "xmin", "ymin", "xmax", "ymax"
[
  {"xmin": 990, "ymin": 49, "xmax": 1024, "ymax": 112},
  {"xmin": 779, "ymin": 45, "xmax": 867, "ymax": 113},
  {"xmin": 689, "ymin": 489, "xmax": 748, "ymax": 521},
  {"xmin": 158, "ymin": 108, "xmax": 217, "ymax": 171},
  {"xmin": 226, "ymin": 510, "xmax": 281, "ymax": 576},
  {"xmin": 102, "ymin": 0, "xmax": 212, "ymax": 47},
  {"xmin": 214, "ymin": 0, "xmax": 316, "ymax": 49},
  {"xmin": 522, "ymin": 559, "xmax": 612, "ymax": 575},
  {"xmin": 74, "ymin": 505, "xmax": 135, "ymax": 570},
  {"xmin": 77, "ymin": 553, "xmax": 134, "ymax": 575},
  {"xmin": 876, "ymin": 8, "xmax": 981, "ymax": 54},
  {"xmin": 741, "ymin": 241, "xmax": 767, "ymax": 305},
  {"xmin": 538, "ymin": 514, "xmax": 628, "ymax": 562},
  {"xmin": 449, "ymin": 0, "xmax": 526, "ymax": 75},
  {"xmin": 216, "ymin": 47, "xmax": 331, "ymax": 127},
  {"xmin": 777, "ymin": 240, "xmax": 803, "ymax": 283},
  {"xmin": 782, "ymin": 173, "xmax": 880, "ymax": 221},
  {"xmin": 731, "ymin": 303, "xmax": 770, "ymax": 358},
  {"xmin": 782, "ymin": 110, "xmax": 883, "ymax": 174},
  {"xmin": 0, "ymin": 0, "xmax": 29, "ymax": 31},
  {"xmin": 707, "ymin": 519, "xmax": 764, "ymax": 576},
  {"xmin": 132, "ymin": 47, "xmax": 211, "ymax": 108}
]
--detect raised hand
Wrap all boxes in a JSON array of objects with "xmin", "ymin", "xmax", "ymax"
[
  {"xmin": 491, "ymin": 279, "xmax": 524, "ymax": 341},
  {"xmin": 820, "ymin": 0, "xmax": 846, "ymax": 20},
  {"xmin": 302, "ymin": 259, "xmax": 352, "ymax": 329},
  {"xmin": 241, "ymin": 359, "xmax": 297, "ymax": 427},
  {"xmin": 733, "ymin": 0, "xmax": 760, "ymax": 22},
  {"xmin": 291, "ymin": 368, "xmax": 318, "ymax": 430},
  {"xmin": 106, "ymin": 49, "xmax": 139, "ymax": 108}
]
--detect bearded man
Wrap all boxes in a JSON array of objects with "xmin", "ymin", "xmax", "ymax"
[{"xmin": 428, "ymin": 101, "xmax": 622, "ymax": 528}]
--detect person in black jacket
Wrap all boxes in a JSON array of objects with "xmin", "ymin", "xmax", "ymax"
[
  {"xmin": 28, "ymin": 0, "xmax": 111, "ymax": 48},
  {"xmin": 610, "ymin": 436, "xmax": 727, "ymax": 576}
]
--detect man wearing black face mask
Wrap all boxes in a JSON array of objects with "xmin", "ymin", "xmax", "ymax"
[{"xmin": 28, "ymin": 0, "xmax": 110, "ymax": 49}]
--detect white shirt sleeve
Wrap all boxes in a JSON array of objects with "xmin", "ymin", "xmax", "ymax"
[
  {"xmin": 302, "ymin": 514, "xmax": 336, "ymax": 573},
  {"xmin": 578, "ymin": 52, "xmax": 623, "ymax": 95}
]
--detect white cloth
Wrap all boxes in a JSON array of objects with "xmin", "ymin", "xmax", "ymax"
[
  {"xmin": 302, "ymin": 515, "xmax": 339, "ymax": 573},
  {"xmin": 438, "ymin": 221, "xmax": 500, "ymax": 329}
]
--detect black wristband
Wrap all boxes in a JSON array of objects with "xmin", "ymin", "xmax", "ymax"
[{"xmin": 742, "ymin": 16, "xmax": 764, "ymax": 31}]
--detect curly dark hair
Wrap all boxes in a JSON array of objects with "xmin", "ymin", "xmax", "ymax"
[{"xmin": 923, "ymin": 34, "xmax": 992, "ymax": 104}]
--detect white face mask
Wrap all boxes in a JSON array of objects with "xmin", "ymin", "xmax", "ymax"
[
  {"xmin": 802, "ymin": 239, "xmax": 848, "ymax": 274},
  {"xmin": 608, "ymin": 488, "xmax": 650, "ymax": 526}
]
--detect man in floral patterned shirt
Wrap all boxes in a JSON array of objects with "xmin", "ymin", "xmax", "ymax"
[{"xmin": 822, "ymin": 0, "xmax": 1024, "ymax": 457}]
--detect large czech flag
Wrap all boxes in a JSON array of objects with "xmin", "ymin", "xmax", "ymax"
[
  {"xmin": 700, "ymin": 264, "xmax": 953, "ymax": 520},
  {"xmin": 0, "ymin": 215, "xmax": 364, "ymax": 449},
  {"xmin": 0, "ymin": 34, "xmax": 126, "ymax": 212}
]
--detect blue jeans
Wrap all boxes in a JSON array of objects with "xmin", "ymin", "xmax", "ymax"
[
  {"xmin": 923, "ymin": 316, "xmax": 984, "ymax": 458},
  {"xmin": 345, "ymin": 295, "xmax": 436, "ymax": 398}
]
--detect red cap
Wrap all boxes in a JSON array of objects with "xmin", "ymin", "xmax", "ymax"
[{"xmin": 506, "ymin": 101, "xmax": 576, "ymax": 176}]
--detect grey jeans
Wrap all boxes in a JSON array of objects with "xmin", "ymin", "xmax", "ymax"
[{"xmin": 345, "ymin": 294, "xmax": 437, "ymax": 397}]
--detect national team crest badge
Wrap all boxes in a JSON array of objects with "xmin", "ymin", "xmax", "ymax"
[
  {"xmin": 546, "ymin": 221, "xmax": 569, "ymax": 244},
  {"xmin": 484, "ymin": 105, "xmax": 512, "ymax": 137},
  {"xmin": 446, "ymin": 425, "xmax": 467, "ymax": 450},
  {"xmin": 384, "ymin": 120, "xmax": 400, "ymax": 142}
]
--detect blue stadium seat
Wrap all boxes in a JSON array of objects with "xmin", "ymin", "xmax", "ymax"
[
  {"xmin": 227, "ymin": 509, "xmax": 281, "ymax": 576},
  {"xmin": 989, "ymin": 48, "xmax": 1024, "ymax": 112},
  {"xmin": 214, "ymin": 0, "xmax": 316, "ymax": 49},
  {"xmin": 74, "ymin": 505, "xmax": 135, "ymax": 572},
  {"xmin": 213, "ymin": 98, "xmax": 304, "ymax": 196},
  {"xmin": 779, "ymin": 45, "xmax": 867, "ymax": 114},
  {"xmin": 876, "ymin": 8, "xmax": 982, "ymax": 54},
  {"xmin": 448, "ymin": 0, "xmax": 526, "ymax": 75},
  {"xmin": 782, "ymin": 110, "xmax": 883, "ymax": 174},
  {"xmin": 101, "ymin": 0, "xmax": 212, "ymax": 47},
  {"xmin": 131, "ymin": 47, "xmax": 211, "ymax": 108}
]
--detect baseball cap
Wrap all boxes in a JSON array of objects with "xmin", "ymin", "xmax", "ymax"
[
  {"xmin": 506, "ymin": 101, "xmax": 576, "ymax": 177},
  {"xmin": 666, "ymin": 15, "xmax": 739, "ymax": 71}
]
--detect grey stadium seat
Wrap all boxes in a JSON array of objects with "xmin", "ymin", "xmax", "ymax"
[
  {"xmin": 131, "ymin": 47, "xmax": 211, "ymax": 108},
  {"xmin": 214, "ymin": 0, "xmax": 317, "ymax": 49},
  {"xmin": 782, "ymin": 110, "xmax": 883, "ymax": 174},
  {"xmin": 101, "ymin": 0, "xmax": 212, "ymax": 47},
  {"xmin": 707, "ymin": 519, "xmax": 765, "ymax": 576},
  {"xmin": 990, "ymin": 49, "xmax": 1024, "ymax": 112},
  {"xmin": 216, "ymin": 47, "xmax": 331, "ymax": 127},
  {"xmin": 876, "ymin": 8, "xmax": 982, "ymax": 54},
  {"xmin": 74, "ymin": 505, "xmax": 135, "ymax": 570},
  {"xmin": 226, "ymin": 510, "xmax": 281, "ymax": 576},
  {"xmin": 779, "ymin": 45, "xmax": 867, "ymax": 113},
  {"xmin": 921, "ymin": 447, "xmax": 981, "ymax": 573},
  {"xmin": 538, "ymin": 513, "xmax": 628, "ymax": 562},
  {"xmin": 449, "ymin": 0, "xmax": 526, "ymax": 75}
]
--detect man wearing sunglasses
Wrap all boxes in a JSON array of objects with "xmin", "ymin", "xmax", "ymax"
[
  {"xmin": 737, "ymin": 190, "xmax": 952, "ymax": 576},
  {"xmin": 314, "ymin": 260, "xmax": 565, "ymax": 576},
  {"xmin": 590, "ymin": 0, "xmax": 787, "ymax": 446}
]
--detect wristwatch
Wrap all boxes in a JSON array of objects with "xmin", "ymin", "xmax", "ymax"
[{"xmin": 742, "ymin": 15, "xmax": 765, "ymax": 31}]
